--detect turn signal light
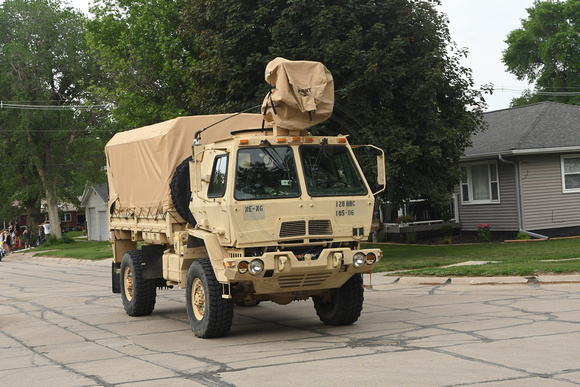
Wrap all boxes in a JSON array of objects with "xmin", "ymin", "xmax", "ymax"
[{"xmin": 238, "ymin": 261, "xmax": 248, "ymax": 274}]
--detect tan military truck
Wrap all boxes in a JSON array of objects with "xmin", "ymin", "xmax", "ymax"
[{"xmin": 105, "ymin": 58, "xmax": 385, "ymax": 338}]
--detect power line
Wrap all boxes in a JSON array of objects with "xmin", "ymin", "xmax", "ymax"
[
  {"xmin": 0, "ymin": 129, "xmax": 113, "ymax": 132},
  {"xmin": 481, "ymin": 85, "xmax": 580, "ymax": 96},
  {"xmin": 0, "ymin": 101, "xmax": 109, "ymax": 111}
]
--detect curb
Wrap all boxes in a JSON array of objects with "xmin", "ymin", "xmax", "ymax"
[{"xmin": 373, "ymin": 274, "xmax": 580, "ymax": 286}]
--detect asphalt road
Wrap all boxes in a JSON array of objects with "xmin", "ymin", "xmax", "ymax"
[{"xmin": 2, "ymin": 251, "xmax": 580, "ymax": 386}]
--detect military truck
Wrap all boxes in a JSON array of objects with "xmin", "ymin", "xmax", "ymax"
[{"xmin": 105, "ymin": 58, "xmax": 385, "ymax": 338}]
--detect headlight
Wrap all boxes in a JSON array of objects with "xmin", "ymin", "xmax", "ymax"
[
  {"xmin": 249, "ymin": 259, "xmax": 264, "ymax": 275},
  {"xmin": 238, "ymin": 261, "xmax": 249, "ymax": 274},
  {"xmin": 353, "ymin": 252, "xmax": 365, "ymax": 268},
  {"xmin": 366, "ymin": 252, "xmax": 377, "ymax": 265}
]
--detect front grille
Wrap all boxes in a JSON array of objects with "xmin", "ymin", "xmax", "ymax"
[
  {"xmin": 278, "ymin": 272, "xmax": 332, "ymax": 289},
  {"xmin": 308, "ymin": 220, "xmax": 333, "ymax": 235},
  {"xmin": 280, "ymin": 221, "xmax": 306, "ymax": 238},
  {"xmin": 279, "ymin": 219, "xmax": 332, "ymax": 238}
]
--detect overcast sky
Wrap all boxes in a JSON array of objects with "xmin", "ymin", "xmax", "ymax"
[
  {"xmin": 62, "ymin": 1, "xmax": 537, "ymax": 112},
  {"xmin": 437, "ymin": 0, "xmax": 537, "ymax": 111}
]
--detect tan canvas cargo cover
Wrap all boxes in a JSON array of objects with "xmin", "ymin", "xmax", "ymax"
[
  {"xmin": 105, "ymin": 113, "xmax": 264, "ymax": 213},
  {"xmin": 262, "ymin": 57, "xmax": 334, "ymax": 131}
]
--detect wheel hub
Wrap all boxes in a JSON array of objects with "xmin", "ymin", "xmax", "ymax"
[
  {"xmin": 124, "ymin": 266, "xmax": 134, "ymax": 301},
  {"xmin": 192, "ymin": 278, "xmax": 205, "ymax": 320}
]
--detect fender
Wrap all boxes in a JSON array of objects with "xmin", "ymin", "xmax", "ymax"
[{"xmin": 188, "ymin": 228, "xmax": 228, "ymax": 283}]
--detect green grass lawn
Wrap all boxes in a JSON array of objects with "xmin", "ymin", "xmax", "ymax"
[
  {"xmin": 31, "ymin": 236, "xmax": 112, "ymax": 260},
  {"xmin": 366, "ymin": 238, "xmax": 580, "ymax": 276}
]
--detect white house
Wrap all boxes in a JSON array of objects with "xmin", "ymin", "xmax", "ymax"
[{"xmin": 80, "ymin": 183, "xmax": 109, "ymax": 241}]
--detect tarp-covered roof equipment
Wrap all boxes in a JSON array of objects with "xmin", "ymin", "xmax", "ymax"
[{"xmin": 261, "ymin": 57, "xmax": 334, "ymax": 133}]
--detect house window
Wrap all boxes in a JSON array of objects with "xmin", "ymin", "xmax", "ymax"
[
  {"xmin": 561, "ymin": 155, "xmax": 580, "ymax": 192},
  {"xmin": 60, "ymin": 213, "xmax": 72, "ymax": 222},
  {"xmin": 460, "ymin": 162, "xmax": 500, "ymax": 204}
]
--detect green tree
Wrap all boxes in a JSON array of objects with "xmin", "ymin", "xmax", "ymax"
[
  {"xmin": 503, "ymin": 0, "xmax": 580, "ymax": 106},
  {"xmin": 182, "ymin": 0, "xmax": 486, "ymax": 208},
  {"xmin": 0, "ymin": 0, "xmax": 107, "ymax": 238},
  {"xmin": 86, "ymin": 0, "xmax": 197, "ymax": 129}
]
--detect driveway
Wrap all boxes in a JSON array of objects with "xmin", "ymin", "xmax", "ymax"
[{"xmin": 2, "ymin": 251, "xmax": 580, "ymax": 386}]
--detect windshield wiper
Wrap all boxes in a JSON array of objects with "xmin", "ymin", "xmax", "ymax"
[
  {"xmin": 260, "ymin": 139, "xmax": 289, "ymax": 173},
  {"xmin": 310, "ymin": 138, "xmax": 328, "ymax": 175}
]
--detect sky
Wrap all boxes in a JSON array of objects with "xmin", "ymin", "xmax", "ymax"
[
  {"xmin": 437, "ymin": 0, "xmax": 537, "ymax": 112},
  {"xmin": 65, "ymin": 1, "xmax": 536, "ymax": 112}
]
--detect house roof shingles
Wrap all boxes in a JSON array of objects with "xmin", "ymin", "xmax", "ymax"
[
  {"xmin": 464, "ymin": 101, "xmax": 580, "ymax": 158},
  {"xmin": 93, "ymin": 183, "xmax": 109, "ymax": 204}
]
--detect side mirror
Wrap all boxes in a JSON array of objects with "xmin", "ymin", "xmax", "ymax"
[
  {"xmin": 363, "ymin": 145, "xmax": 386, "ymax": 195},
  {"xmin": 377, "ymin": 154, "xmax": 385, "ymax": 186}
]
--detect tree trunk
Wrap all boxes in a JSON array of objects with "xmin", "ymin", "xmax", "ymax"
[
  {"xmin": 45, "ymin": 194, "xmax": 62, "ymax": 239},
  {"xmin": 24, "ymin": 203, "xmax": 39, "ymax": 240}
]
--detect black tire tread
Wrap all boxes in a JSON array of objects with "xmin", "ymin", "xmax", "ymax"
[
  {"xmin": 170, "ymin": 156, "xmax": 196, "ymax": 226},
  {"xmin": 121, "ymin": 250, "xmax": 157, "ymax": 316},
  {"xmin": 313, "ymin": 273, "xmax": 364, "ymax": 326},
  {"xmin": 186, "ymin": 258, "xmax": 234, "ymax": 338}
]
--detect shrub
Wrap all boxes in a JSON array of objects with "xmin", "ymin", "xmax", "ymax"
[
  {"xmin": 440, "ymin": 236, "xmax": 453, "ymax": 244},
  {"xmin": 43, "ymin": 234, "xmax": 75, "ymax": 247},
  {"xmin": 440, "ymin": 225, "xmax": 454, "ymax": 238},
  {"xmin": 396, "ymin": 215, "xmax": 414, "ymax": 224},
  {"xmin": 477, "ymin": 223, "xmax": 491, "ymax": 242},
  {"xmin": 405, "ymin": 232, "xmax": 417, "ymax": 244},
  {"xmin": 517, "ymin": 232, "xmax": 531, "ymax": 240}
]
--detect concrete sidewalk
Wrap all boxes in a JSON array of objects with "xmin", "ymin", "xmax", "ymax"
[{"xmin": 371, "ymin": 273, "xmax": 580, "ymax": 287}]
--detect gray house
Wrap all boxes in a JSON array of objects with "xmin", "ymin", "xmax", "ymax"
[
  {"xmin": 80, "ymin": 183, "xmax": 109, "ymax": 241},
  {"xmin": 458, "ymin": 101, "xmax": 580, "ymax": 238}
]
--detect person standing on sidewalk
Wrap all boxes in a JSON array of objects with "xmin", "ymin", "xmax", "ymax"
[
  {"xmin": 42, "ymin": 221, "xmax": 51, "ymax": 239},
  {"xmin": 23, "ymin": 226, "xmax": 31, "ymax": 249},
  {"xmin": 2, "ymin": 229, "xmax": 12, "ymax": 255}
]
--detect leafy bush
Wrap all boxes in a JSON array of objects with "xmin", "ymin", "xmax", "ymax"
[
  {"xmin": 440, "ymin": 225, "xmax": 454, "ymax": 238},
  {"xmin": 397, "ymin": 215, "xmax": 415, "ymax": 224},
  {"xmin": 477, "ymin": 223, "xmax": 491, "ymax": 242},
  {"xmin": 517, "ymin": 232, "xmax": 531, "ymax": 240},
  {"xmin": 440, "ymin": 236, "xmax": 453, "ymax": 245},
  {"xmin": 43, "ymin": 234, "xmax": 75, "ymax": 247}
]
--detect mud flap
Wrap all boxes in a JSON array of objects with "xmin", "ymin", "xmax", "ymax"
[
  {"xmin": 141, "ymin": 244, "xmax": 165, "ymax": 279},
  {"xmin": 112, "ymin": 262, "xmax": 121, "ymax": 294}
]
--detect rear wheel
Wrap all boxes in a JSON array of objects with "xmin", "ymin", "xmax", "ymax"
[
  {"xmin": 313, "ymin": 273, "xmax": 364, "ymax": 326},
  {"xmin": 120, "ymin": 250, "xmax": 157, "ymax": 316},
  {"xmin": 186, "ymin": 258, "xmax": 234, "ymax": 338}
]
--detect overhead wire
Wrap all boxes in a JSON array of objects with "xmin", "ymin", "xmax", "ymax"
[{"xmin": 0, "ymin": 101, "xmax": 108, "ymax": 110}]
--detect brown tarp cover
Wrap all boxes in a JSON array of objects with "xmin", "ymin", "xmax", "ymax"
[
  {"xmin": 105, "ymin": 113, "xmax": 264, "ymax": 213},
  {"xmin": 262, "ymin": 57, "xmax": 334, "ymax": 131}
]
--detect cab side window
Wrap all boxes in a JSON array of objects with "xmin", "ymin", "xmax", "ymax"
[{"xmin": 208, "ymin": 154, "xmax": 228, "ymax": 198}]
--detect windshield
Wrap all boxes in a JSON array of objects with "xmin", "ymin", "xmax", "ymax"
[
  {"xmin": 300, "ymin": 145, "xmax": 368, "ymax": 196},
  {"xmin": 235, "ymin": 146, "xmax": 300, "ymax": 200}
]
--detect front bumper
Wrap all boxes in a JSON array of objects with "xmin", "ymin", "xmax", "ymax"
[{"xmin": 221, "ymin": 247, "xmax": 382, "ymax": 294}]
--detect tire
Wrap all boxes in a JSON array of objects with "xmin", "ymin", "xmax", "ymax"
[
  {"xmin": 186, "ymin": 258, "xmax": 234, "ymax": 338},
  {"xmin": 170, "ymin": 156, "xmax": 196, "ymax": 226},
  {"xmin": 120, "ymin": 250, "xmax": 157, "ymax": 316},
  {"xmin": 313, "ymin": 273, "xmax": 364, "ymax": 326}
]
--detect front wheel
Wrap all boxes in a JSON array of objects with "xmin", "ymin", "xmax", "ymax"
[
  {"xmin": 186, "ymin": 258, "xmax": 234, "ymax": 338},
  {"xmin": 120, "ymin": 250, "xmax": 157, "ymax": 316},
  {"xmin": 313, "ymin": 273, "xmax": 364, "ymax": 326}
]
